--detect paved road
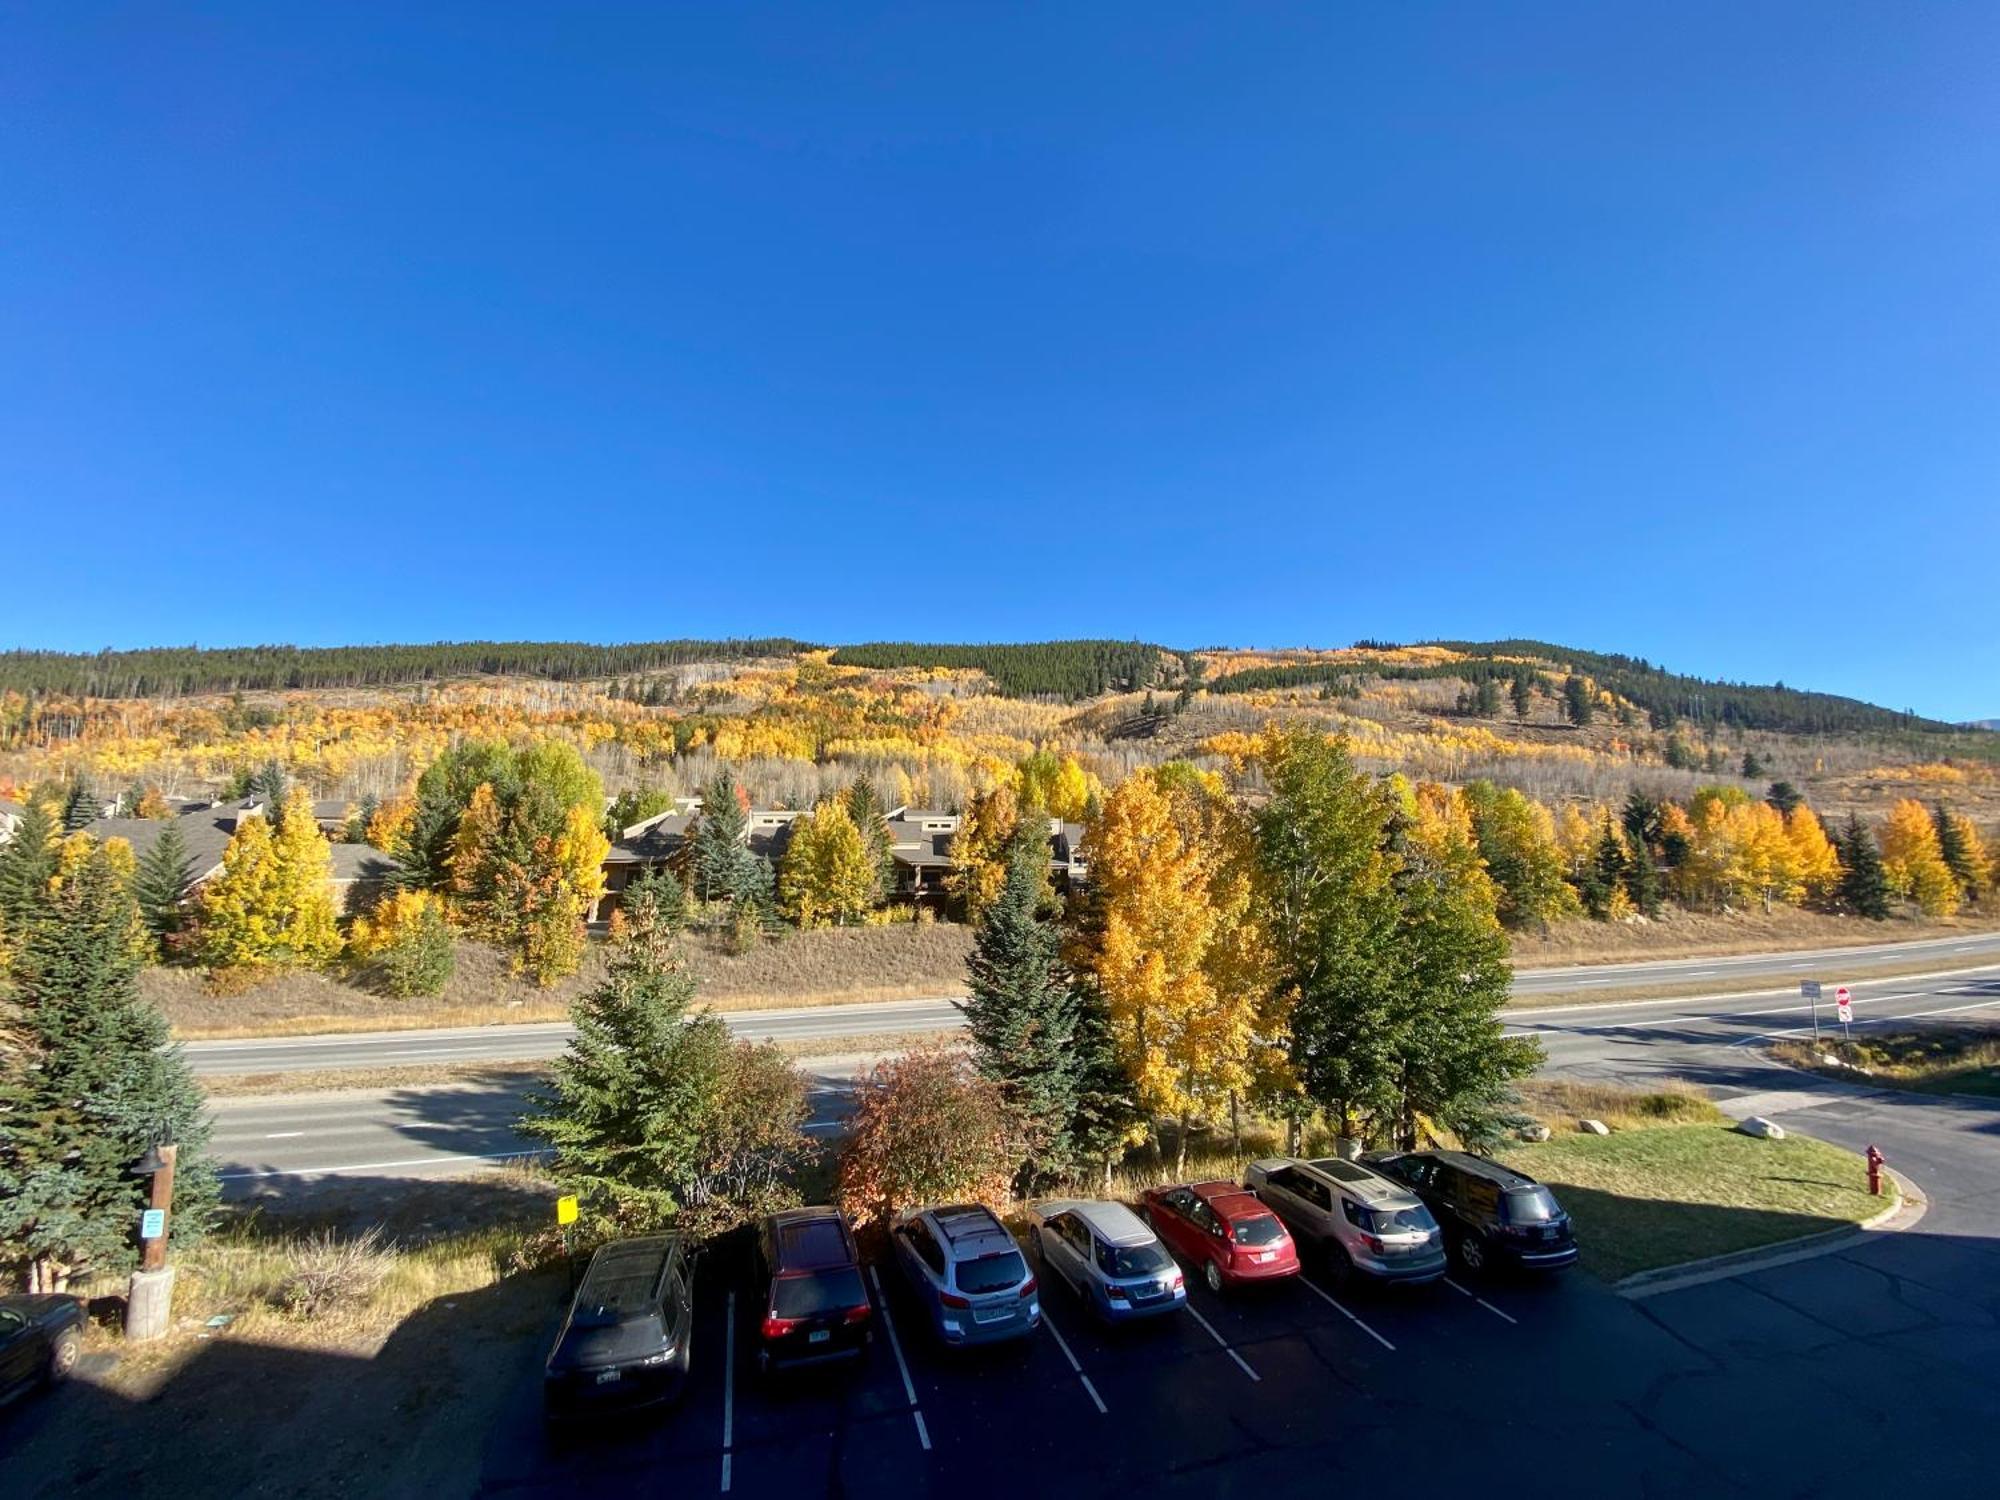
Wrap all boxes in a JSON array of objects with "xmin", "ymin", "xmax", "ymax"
[
  {"xmin": 184, "ymin": 929, "xmax": 2000, "ymax": 1078},
  {"xmin": 207, "ymin": 964, "xmax": 2000, "ymax": 1191}
]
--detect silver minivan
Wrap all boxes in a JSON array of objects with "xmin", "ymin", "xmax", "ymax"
[{"xmin": 1244, "ymin": 1157, "xmax": 1447, "ymax": 1285}]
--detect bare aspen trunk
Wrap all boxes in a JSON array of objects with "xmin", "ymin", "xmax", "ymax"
[{"xmin": 1230, "ymin": 1092, "xmax": 1242, "ymax": 1157}]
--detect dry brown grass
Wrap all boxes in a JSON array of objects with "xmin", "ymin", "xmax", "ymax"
[
  {"xmin": 1514, "ymin": 905, "xmax": 2000, "ymax": 968},
  {"xmin": 154, "ymin": 922, "xmax": 974, "ymax": 1040},
  {"xmin": 1512, "ymin": 1077, "xmax": 1724, "ymax": 1132}
]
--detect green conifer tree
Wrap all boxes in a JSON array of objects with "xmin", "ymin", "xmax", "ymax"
[
  {"xmin": 61, "ymin": 782, "xmax": 98, "ymax": 832},
  {"xmin": 0, "ymin": 847, "xmax": 217, "ymax": 1292},
  {"xmin": 521, "ymin": 872, "xmax": 729, "ymax": 1222},
  {"xmin": 0, "ymin": 801, "xmax": 60, "ymax": 948},
  {"xmin": 1562, "ymin": 675, "xmax": 1594, "ymax": 726},
  {"xmin": 1933, "ymin": 803, "xmax": 1981, "ymax": 900},
  {"xmin": 691, "ymin": 770, "xmax": 750, "ymax": 903},
  {"xmin": 964, "ymin": 827, "xmax": 1082, "ymax": 1190},
  {"xmin": 133, "ymin": 820, "xmax": 197, "ymax": 955},
  {"xmin": 1839, "ymin": 814, "xmax": 1892, "ymax": 920},
  {"xmin": 1510, "ymin": 674, "xmax": 1534, "ymax": 722}
]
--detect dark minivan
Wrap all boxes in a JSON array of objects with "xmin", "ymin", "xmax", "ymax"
[
  {"xmin": 544, "ymin": 1235, "xmax": 694, "ymax": 1421},
  {"xmin": 754, "ymin": 1207, "xmax": 872, "ymax": 1374},
  {"xmin": 1364, "ymin": 1151, "xmax": 1579, "ymax": 1275}
]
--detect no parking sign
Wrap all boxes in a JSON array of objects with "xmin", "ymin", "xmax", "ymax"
[{"xmin": 1836, "ymin": 986, "xmax": 1852, "ymax": 1026}]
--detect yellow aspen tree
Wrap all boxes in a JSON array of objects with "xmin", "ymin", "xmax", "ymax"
[
  {"xmin": 197, "ymin": 814, "xmax": 282, "ymax": 969},
  {"xmin": 780, "ymin": 800, "xmax": 876, "ymax": 927},
  {"xmin": 1880, "ymin": 799, "xmax": 1960, "ymax": 918},
  {"xmin": 1083, "ymin": 765, "xmax": 1271, "ymax": 1176},
  {"xmin": 365, "ymin": 796, "xmax": 416, "ymax": 853},
  {"xmin": 1724, "ymin": 802, "xmax": 1799, "ymax": 910},
  {"xmin": 950, "ymin": 783, "xmax": 1022, "ymax": 920},
  {"xmin": 1554, "ymin": 804, "xmax": 1596, "ymax": 886},
  {"xmin": 1015, "ymin": 750, "xmax": 1101, "ymax": 823},
  {"xmin": 1783, "ymin": 805, "xmax": 1842, "ymax": 904},
  {"xmin": 269, "ymin": 786, "xmax": 342, "ymax": 967},
  {"xmin": 448, "ymin": 782, "xmax": 505, "ymax": 924}
]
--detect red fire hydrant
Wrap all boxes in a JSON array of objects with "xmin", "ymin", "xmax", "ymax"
[{"xmin": 1866, "ymin": 1144, "xmax": 1885, "ymax": 1196}]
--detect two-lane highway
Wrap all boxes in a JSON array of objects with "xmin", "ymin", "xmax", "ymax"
[{"xmin": 204, "ymin": 957, "xmax": 2000, "ymax": 1192}]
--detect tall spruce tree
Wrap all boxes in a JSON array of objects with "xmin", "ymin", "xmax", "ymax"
[
  {"xmin": 1933, "ymin": 803, "xmax": 1981, "ymax": 900},
  {"xmin": 1588, "ymin": 821, "xmax": 1630, "ymax": 917},
  {"xmin": 963, "ymin": 826, "xmax": 1082, "ymax": 1189},
  {"xmin": 61, "ymin": 782, "xmax": 98, "ymax": 832},
  {"xmin": 0, "ymin": 846, "xmax": 217, "ymax": 1292},
  {"xmin": 0, "ymin": 801, "xmax": 60, "ymax": 950},
  {"xmin": 1067, "ymin": 975, "xmax": 1143, "ymax": 1189},
  {"xmin": 1562, "ymin": 675, "xmax": 1594, "ymax": 726},
  {"xmin": 1766, "ymin": 781, "xmax": 1804, "ymax": 817},
  {"xmin": 1509, "ymin": 674, "xmax": 1533, "ymax": 722},
  {"xmin": 1623, "ymin": 828, "xmax": 1665, "ymax": 917},
  {"xmin": 249, "ymin": 760, "xmax": 288, "ymax": 817},
  {"xmin": 522, "ymin": 871, "xmax": 729, "ymax": 1222},
  {"xmin": 1839, "ymin": 814, "xmax": 1892, "ymax": 920},
  {"xmin": 133, "ymin": 820, "xmax": 197, "ymax": 954},
  {"xmin": 691, "ymin": 769, "xmax": 750, "ymax": 902},
  {"xmin": 843, "ymin": 775, "xmax": 896, "ymax": 903}
]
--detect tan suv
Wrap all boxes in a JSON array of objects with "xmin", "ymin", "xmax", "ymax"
[{"xmin": 1243, "ymin": 1157, "xmax": 1448, "ymax": 1286}]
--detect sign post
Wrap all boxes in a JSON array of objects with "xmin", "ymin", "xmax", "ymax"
[
  {"xmin": 1836, "ymin": 985, "xmax": 1852, "ymax": 1039},
  {"xmin": 556, "ymin": 1194, "xmax": 579, "ymax": 1284},
  {"xmin": 1801, "ymin": 980, "xmax": 1822, "ymax": 1042}
]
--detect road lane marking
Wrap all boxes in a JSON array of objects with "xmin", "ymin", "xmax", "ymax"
[
  {"xmin": 262, "ymin": 1131, "xmax": 305, "ymax": 1139},
  {"xmin": 1442, "ymin": 1277, "xmax": 1518, "ymax": 1325},
  {"xmin": 721, "ymin": 1291, "xmax": 735, "ymax": 1494},
  {"xmin": 867, "ymin": 1266, "xmax": 931, "ymax": 1452},
  {"xmin": 1184, "ymin": 1302, "xmax": 1260, "ymax": 1381},
  {"xmin": 1039, "ymin": 1310, "xmax": 1107, "ymax": 1414},
  {"xmin": 1300, "ymin": 1277, "xmax": 1395, "ymax": 1351}
]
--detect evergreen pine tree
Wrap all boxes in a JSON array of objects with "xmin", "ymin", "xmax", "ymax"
[
  {"xmin": 1622, "ymin": 828, "xmax": 1664, "ymax": 917},
  {"xmin": 0, "ymin": 846, "xmax": 217, "ymax": 1292},
  {"xmin": 1588, "ymin": 820, "xmax": 1629, "ymax": 917},
  {"xmin": 843, "ymin": 775, "xmax": 896, "ymax": 902},
  {"xmin": 1474, "ymin": 677, "xmax": 1502, "ymax": 717},
  {"xmin": 1066, "ymin": 974, "xmax": 1142, "ymax": 1190},
  {"xmin": 0, "ymin": 801, "xmax": 59, "ymax": 949},
  {"xmin": 1510, "ymin": 674, "xmax": 1533, "ymax": 722},
  {"xmin": 1838, "ymin": 815, "xmax": 1892, "ymax": 920},
  {"xmin": 1741, "ymin": 750, "xmax": 1765, "ymax": 779},
  {"xmin": 521, "ymin": 872, "xmax": 729, "ymax": 1222},
  {"xmin": 1766, "ymin": 781, "xmax": 1804, "ymax": 817},
  {"xmin": 1933, "ymin": 803, "xmax": 1980, "ymax": 900},
  {"xmin": 963, "ymin": 827, "xmax": 1082, "ymax": 1190},
  {"xmin": 61, "ymin": 781, "xmax": 98, "ymax": 832},
  {"xmin": 1562, "ymin": 675, "xmax": 1594, "ymax": 726},
  {"xmin": 249, "ymin": 760, "xmax": 288, "ymax": 818},
  {"xmin": 133, "ymin": 820, "xmax": 197, "ymax": 954},
  {"xmin": 691, "ymin": 769, "xmax": 750, "ymax": 902}
]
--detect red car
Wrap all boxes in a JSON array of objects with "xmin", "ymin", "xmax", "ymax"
[{"xmin": 1141, "ymin": 1180, "xmax": 1300, "ymax": 1292}]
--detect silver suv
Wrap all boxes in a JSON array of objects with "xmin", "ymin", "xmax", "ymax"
[
  {"xmin": 1244, "ymin": 1157, "xmax": 1447, "ymax": 1285},
  {"xmin": 889, "ymin": 1204, "xmax": 1040, "ymax": 1346}
]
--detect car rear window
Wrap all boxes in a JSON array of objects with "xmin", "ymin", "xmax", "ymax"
[
  {"xmin": 954, "ymin": 1251, "xmax": 1028, "ymax": 1295},
  {"xmin": 1365, "ymin": 1205, "xmax": 1436, "ymax": 1235},
  {"xmin": 772, "ymin": 1267, "xmax": 865, "ymax": 1318},
  {"xmin": 1502, "ymin": 1186, "xmax": 1560, "ymax": 1224},
  {"xmin": 1095, "ymin": 1238, "xmax": 1175, "ymax": 1278},
  {"xmin": 1230, "ymin": 1214, "xmax": 1287, "ymax": 1247}
]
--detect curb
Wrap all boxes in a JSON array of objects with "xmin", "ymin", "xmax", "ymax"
[{"xmin": 1616, "ymin": 1167, "xmax": 1925, "ymax": 1300}]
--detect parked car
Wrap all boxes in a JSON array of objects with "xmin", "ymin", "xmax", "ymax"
[
  {"xmin": 1244, "ymin": 1156, "xmax": 1448, "ymax": 1285},
  {"xmin": 1140, "ymin": 1180, "xmax": 1300, "ymax": 1292},
  {"xmin": 890, "ymin": 1204, "xmax": 1040, "ymax": 1347},
  {"xmin": 0, "ymin": 1294, "xmax": 84, "ymax": 1406},
  {"xmin": 1364, "ymin": 1150, "xmax": 1579, "ymax": 1275},
  {"xmin": 543, "ymin": 1235, "xmax": 694, "ymax": 1421},
  {"xmin": 1032, "ymin": 1199, "xmax": 1186, "ymax": 1322},
  {"xmin": 752, "ymin": 1206, "xmax": 872, "ymax": 1374}
]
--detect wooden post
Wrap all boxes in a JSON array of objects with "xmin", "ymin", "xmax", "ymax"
[{"xmin": 141, "ymin": 1144, "xmax": 177, "ymax": 1272}]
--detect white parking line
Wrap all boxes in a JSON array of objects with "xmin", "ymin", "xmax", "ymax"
[
  {"xmin": 1442, "ymin": 1277, "xmax": 1518, "ymax": 1325},
  {"xmin": 1039, "ymin": 1310, "xmax": 1108, "ymax": 1414},
  {"xmin": 1184, "ymin": 1302, "xmax": 1260, "ymax": 1381},
  {"xmin": 1300, "ymin": 1277, "xmax": 1396, "ymax": 1351},
  {"xmin": 720, "ymin": 1291, "xmax": 735, "ymax": 1493},
  {"xmin": 867, "ymin": 1266, "xmax": 932, "ymax": 1452}
]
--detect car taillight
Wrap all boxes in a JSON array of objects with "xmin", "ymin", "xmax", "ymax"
[
  {"xmin": 762, "ymin": 1315, "xmax": 799, "ymax": 1339},
  {"xmin": 1020, "ymin": 1276, "xmax": 1038, "ymax": 1299},
  {"xmin": 1362, "ymin": 1234, "xmax": 1386, "ymax": 1254},
  {"xmin": 843, "ymin": 1303, "xmax": 871, "ymax": 1324},
  {"xmin": 940, "ymin": 1292, "xmax": 971, "ymax": 1309},
  {"xmin": 1105, "ymin": 1283, "xmax": 1130, "ymax": 1300}
]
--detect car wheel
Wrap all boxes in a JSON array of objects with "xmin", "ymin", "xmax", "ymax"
[
  {"xmin": 1456, "ymin": 1234, "xmax": 1487, "ymax": 1274},
  {"xmin": 1204, "ymin": 1259, "xmax": 1224, "ymax": 1294},
  {"xmin": 1325, "ymin": 1242, "xmax": 1355, "ymax": 1285},
  {"xmin": 48, "ymin": 1327, "xmax": 80, "ymax": 1383}
]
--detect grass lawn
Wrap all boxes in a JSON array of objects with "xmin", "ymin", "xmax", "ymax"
[{"xmin": 1503, "ymin": 1126, "xmax": 1885, "ymax": 1282}]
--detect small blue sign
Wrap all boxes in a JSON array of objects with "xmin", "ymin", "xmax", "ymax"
[{"xmin": 141, "ymin": 1209, "xmax": 166, "ymax": 1239}]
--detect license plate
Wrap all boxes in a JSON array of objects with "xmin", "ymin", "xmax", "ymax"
[
  {"xmin": 1255, "ymin": 1251, "xmax": 1274, "ymax": 1263},
  {"xmin": 974, "ymin": 1305, "xmax": 1011, "ymax": 1324},
  {"xmin": 595, "ymin": 1369, "xmax": 622, "ymax": 1385},
  {"xmin": 808, "ymin": 1329, "xmax": 831, "ymax": 1344}
]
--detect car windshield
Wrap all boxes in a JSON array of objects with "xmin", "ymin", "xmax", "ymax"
[
  {"xmin": 1096, "ymin": 1238, "xmax": 1174, "ymax": 1278},
  {"xmin": 772, "ymin": 1267, "xmax": 865, "ymax": 1318},
  {"xmin": 1502, "ymin": 1186, "xmax": 1561, "ymax": 1224},
  {"xmin": 955, "ymin": 1251, "xmax": 1027, "ymax": 1295},
  {"xmin": 1366, "ymin": 1205, "xmax": 1437, "ymax": 1235},
  {"xmin": 1230, "ymin": 1214, "xmax": 1287, "ymax": 1247}
]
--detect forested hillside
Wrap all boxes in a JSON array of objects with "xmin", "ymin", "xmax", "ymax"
[{"xmin": 830, "ymin": 640, "xmax": 1173, "ymax": 700}]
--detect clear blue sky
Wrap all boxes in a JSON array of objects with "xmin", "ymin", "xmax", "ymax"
[{"xmin": 4, "ymin": 6, "xmax": 1996, "ymax": 718}]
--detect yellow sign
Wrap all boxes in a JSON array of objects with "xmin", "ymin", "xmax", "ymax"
[{"xmin": 556, "ymin": 1195, "xmax": 578, "ymax": 1226}]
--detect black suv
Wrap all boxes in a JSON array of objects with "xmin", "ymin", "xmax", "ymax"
[
  {"xmin": 1364, "ymin": 1151, "xmax": 1578, "ymax": 1275},
  {"xmin": 753, "ymin": 1206, "xmax": 872, "ymax": 1374},
  {"xmin": 544, "ymin": 1235, "xmax": 694, "ymax": 1421},
  {"xmin": 0, "ymin": 1294, "xmax": 85, "ymax": 1406}
]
